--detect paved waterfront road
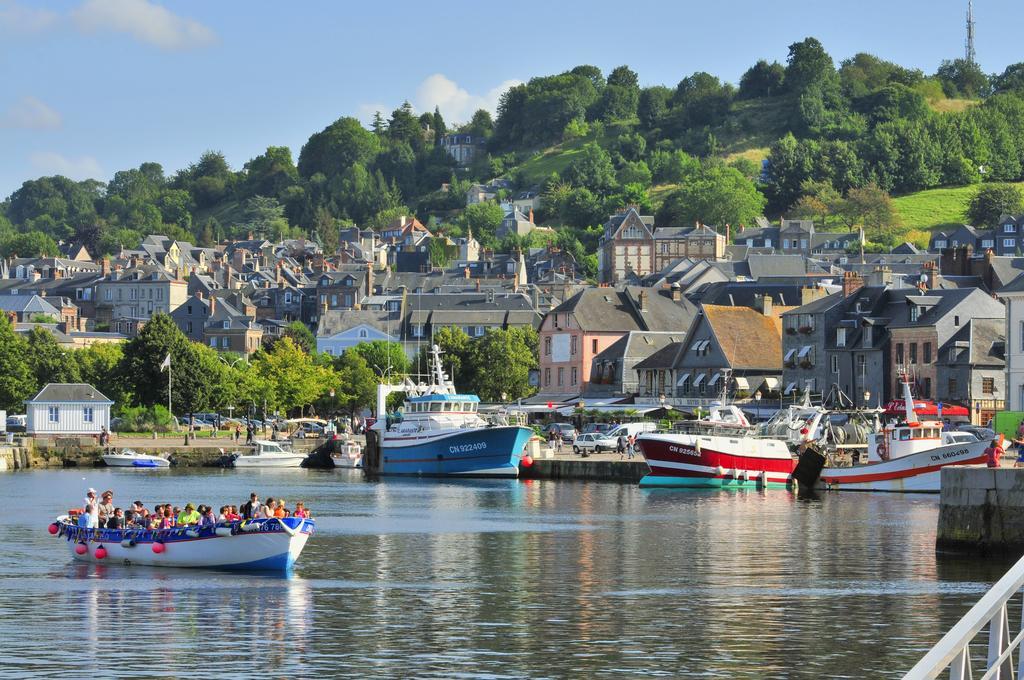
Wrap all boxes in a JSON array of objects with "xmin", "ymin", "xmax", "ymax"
[{"xmin": 0, "ymin": 468, "xmax": 1009, "ymax": 679}]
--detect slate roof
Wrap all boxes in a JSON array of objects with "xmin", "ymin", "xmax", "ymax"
[
  {"xmin": 694, "ymin": 282, "xmax": 818, "ymax": 309},
  {"xmin": 632, "ymin": 341, "xmax": 684, "ymax": 370},
  {"xmin": 937, "ymin": 318, "xmax": 1006, "ymax": 367},
  {"xmin": 0, "ymin": 294, "xmax": 62, "ymax": 316},
  {"xmin": 551, "ymin": 286, "xmax": 696, "ymax": 333},
  {"xmin": 887, "ymin": 288, "xmax": 1004, "ymax": 330},
  {"xmin": 27, "ymin": 383, "xmax": 113, "ymax": 404},
  {"xmin": 317, "ymin": 309, "xmax": 397, "ymax": 337}
]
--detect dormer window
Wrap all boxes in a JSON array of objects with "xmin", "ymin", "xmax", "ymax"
[
  {"xmin": 910, "ymin": 305, "xmax": 920, "ymax": 323},
  {"xmin": 1006, "ymin": 223, "xmax": 1017, "ymax": 233},
  {"xmin": 982, "ymin": 239, "xmax": 994, "ymax": 248},
  {"xmin": 222, "ymin": 320, "xmax": 230, "ymax": 329},
  {"xmin": 622, "ymin": 225, "xmax": 643, "ymax": 240},
  {"xmin": 836, "ymin": 328, "xmax": 846, "ymax": 347}
]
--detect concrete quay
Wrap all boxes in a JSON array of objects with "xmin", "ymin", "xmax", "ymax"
[
  {"xmin": 937, "ymin": 466, "xmax": 1024, "ymax": 556},
  {"xmin": 521, "ymin": 449, "xmax": 650, "ymax": 483}
]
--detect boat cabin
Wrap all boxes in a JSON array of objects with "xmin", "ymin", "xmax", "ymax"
[{"xmin": 404, "ymin": 394, "xmax": 481, "ymax": 415}]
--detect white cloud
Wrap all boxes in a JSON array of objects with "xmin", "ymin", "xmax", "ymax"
[
  {"xmin": 0, "ymin": 96, "xmax": 62, "ymax": 129},
  {"xmin": 0, "ymin": 0, "xmax": 58, "ymax": 33},
  {"xmin": 71, "ymin": 0, "xmax": 216, "ymax": 50},
  {"xmin": 414, "ymin": 74, "xmax": 521, "ymax": 123},
  {"xmin": 29, "ymin": 152, "xmax": 102, "ymax": 180}
]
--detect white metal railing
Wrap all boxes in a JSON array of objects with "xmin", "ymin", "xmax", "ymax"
[{"xmin": 905, "ymin": 553, "xmax": 1024, "ymax": 679}]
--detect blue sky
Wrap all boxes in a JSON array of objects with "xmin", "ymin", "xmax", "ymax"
[{"xmin": 1, "ymin": 0, "xmax": 1021, "ymax": 199}]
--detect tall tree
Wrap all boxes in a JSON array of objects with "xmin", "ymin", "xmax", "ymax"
[
  {"xmin": 332, "ymin": 349, "xmax": 376, "ymax": 416},
  {"xmin": 738, "ymin": 60, "xmax": 786, "ymax": 98},
  {"xmin": 248, "ymin": 337, "xmax": 334, "ymax": 415},
  {"xmin": 25, "ymin": 328, "xmax": 80, "ymax": 388},
  {"xmin": 351, "ymin": 340, "xmax": 409, "ymax": 382},
  {"xmin": 465, "ymin": 327, "xmax": 538, "ymax": 401},
  {"xmin": 966, "ymin": 183, "xmax": 1024, "ymax": 226},
  {"xmin": 298, "ymin": 117, "xmax": 380, "ymax": 179},
  {"xmin": 0, "ymin": 316, "xmax": 34, "ymax": 411},
  {"xmin": 118, "ymin": 313, "xmax": 192, "ymax": 412},
  {"xmin": 655, "ymin": 163, "xmax": 766, "ymax": 228},
  {"xmin": 785, "ymin": 37, "xmax": 836, "ymax": 94}
]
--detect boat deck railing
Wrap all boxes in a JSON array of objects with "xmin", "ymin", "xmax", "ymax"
[{"xmin": 904, "ymin": 552, "xmax": 1024, "ymax": 679}]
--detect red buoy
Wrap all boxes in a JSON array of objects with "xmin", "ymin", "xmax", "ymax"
[
  {"xmin": 152, "ymin": 542, "xmax": 165, "ymax": 554},
  {"xmin": 800, "ymin": 428, "xmax": 809, "ymax": 435},
  {"xmin": 521, "ymin": 455, "xmax": 534, "ymax": 468},
  {"xmin": 94, "ymin": 546, "xmax": 107, "ymax": 560},
  {"xmin": 74, "ymin": 543, "xmax": 88, "ymax": 555},
  {"xmin": 48, "ymin": 523, "xmax": 59, "ymax": 535}
]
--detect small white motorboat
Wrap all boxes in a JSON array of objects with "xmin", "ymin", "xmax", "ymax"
[
  {"xmin": 102, "ymin": 449, "xmax": 171, "ymax": 468},
  {"xmin": 232, "ymin": 440, "xmax": 307, "ymax": 468},
  {"xmin": 51, "ymin": 515, "xmax": 314, "ymax": 570},
  {"xmin": 330, "ymin": 439, "xmax": 363, "ymax": 469}
]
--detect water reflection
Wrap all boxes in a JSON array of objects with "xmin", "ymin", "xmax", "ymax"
[{"xmin": 0, "ymin": 470, "xmax": 1003, "ymax": 678}]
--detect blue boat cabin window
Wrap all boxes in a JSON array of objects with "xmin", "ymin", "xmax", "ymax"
[{"xmin": 429, "ymin": 403, "xmax": 442, "ymax": 412}]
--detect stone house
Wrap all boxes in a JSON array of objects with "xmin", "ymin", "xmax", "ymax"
[
  {"xmin": 598, "ymin": 207, "xmax": 655, "ymax": 284},
  {"xmin": 935, "ymin": 317, "xmax": 1005, "ymax": 425}
]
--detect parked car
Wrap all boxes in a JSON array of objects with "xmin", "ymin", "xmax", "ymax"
[
  {"xmin": 5, "ymin": 414, "xmax": 26, "ymax": 433},
  {"xmin": 581, "ymin": 423, "xmax": 614, "ymax": 435},
  {"xmin": 573, "ymin": 432, "xmax": 617, "ymax": 455},
  {"xmin": 607, "ymin": 422, "xmax": 657, "ymax": 440},
  {"xmin": 544, "ymin": 422, "xmax": 578, "ymax": 440}
]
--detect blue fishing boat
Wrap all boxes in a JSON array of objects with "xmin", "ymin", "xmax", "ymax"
[{"xmin": 366, "ymin": 345, "xmax": 533, "ymax": 477}]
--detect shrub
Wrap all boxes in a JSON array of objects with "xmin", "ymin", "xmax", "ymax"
[{"xmin": 114, "ymin": 404, "xmax": 175, "ymax": 432}]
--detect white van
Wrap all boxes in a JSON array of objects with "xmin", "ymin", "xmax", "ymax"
[{"xmin": 607, "ymin": 422, "xmax": 657, "ymax": 440}]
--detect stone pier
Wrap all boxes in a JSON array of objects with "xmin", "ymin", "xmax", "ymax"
[{"xmin": 937, "ymin": 466, "xmax": 1024, "ymax": 556}]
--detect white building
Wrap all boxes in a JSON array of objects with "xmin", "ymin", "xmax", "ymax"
[
  {"xmin": 999, "ymin": 276, "xmax": 1024, "ymax": 410},
  {"xmin": 25, "ymin": 383, "xmax": 113, "ymax": 436},
  {"xmin": 315, "ymin": 310, "xmax": 399, "ymax": 357}
]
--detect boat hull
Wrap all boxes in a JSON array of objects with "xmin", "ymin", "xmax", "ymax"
[
  {"xmin": 232, "ymin": 455, "xmax": 306, "ymax": 468},
  {"xmin": 818, "ymin": 440, "xmax": 990, "ymax": 492},
  {"xmin": 637, "ymin": 433, "xmax": 795, "ymax": 489},
  {"xmin": 56, "ymin": 517, "xmax": 314, "ymax": 570},
  {"xmin": 102, "ymin": 455, "xmax": 170, "ymax": 468},
  {"xmin": 379, "ymin": 426, "xmax": 532, "ymax": 477}
]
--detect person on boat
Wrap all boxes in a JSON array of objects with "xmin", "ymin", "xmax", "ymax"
[
  {"xmin": 198, "ymin": 506, "xmax": 217, "ymax": 527},
  {"xmin": 985, "ymin": 439, "xmax": 1004, "ymax": 468},
  {"xmin": 260, "ymin": 498, "xmax": 276, "ymax": 518},
  {"xmin": 159, "ymin": 507, "xmax": 174, "ymax": 529},
  {"xmin": 274, "ymin": 499, "xmax": 287, "ymax": 518},
  {"xmin": 98, "ymin": 490, "xmax": 114, "ymax": 525},
  {"xmin": 82, "ymin": 488, "xmax": 99, "ymax": 528},
  {"xmin": 241, "ymin": 493, "xmax": 259, "ymax": 519},
  {"xmin": 176, "ymin": 503, "xmax": 200, "ymax": 525},
  {"xmin": 293, "ymin": 502, "xmax": 310, "ymax": 519},
  {"xmin": 107, "ymin": 508, "xmax": 124, "ymax": 529}
]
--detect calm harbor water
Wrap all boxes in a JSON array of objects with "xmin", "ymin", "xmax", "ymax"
[{"xmin": 0, "ymin": 468, "xmax": 1008, "ymax": 679}]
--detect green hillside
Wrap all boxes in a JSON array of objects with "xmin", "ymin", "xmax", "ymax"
[{"xmin": 892, "ymin": 182, "xmax": 1024, "ymax": 231}]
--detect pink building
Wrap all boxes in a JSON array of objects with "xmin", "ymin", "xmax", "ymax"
[{"xmin": 537, "ymin": 286, "xmax": 697, "ymax": 398}]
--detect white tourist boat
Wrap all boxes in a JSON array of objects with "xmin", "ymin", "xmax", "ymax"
[
  {"xmin": 101, "ymin": 449, "xmax": 171, "ymax": 468},
  {"xmin": 799, "ymin": 376, "xmax": 990, "ymax": 492},
  {"xmin": 231, "ymin": 440, "xmax": 307, "ymax": 468},
  {"xmin": 51, "ymin": 515, "xmax": 314, "ymax": 570}
]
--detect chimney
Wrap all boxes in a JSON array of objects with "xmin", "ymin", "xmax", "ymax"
[
  {"xmin": 924, "ymin": 260, "xmax": 939, "ymax": 290},
  {"xmin": 101, "ymin": 257, "xmax": 110, "ymax": 277},
  {"xmin": 670, "ymin": 281, "xmax": 682, "ymax": 302},
  {"xmin": 638, "ymin": 290, "xmax": 648, "ymax": 312},
  {"xmin": 842, "ymin": 270, "xmax": 864, "ymax": 297},
  {"xmin": 275, "ymin": 261, "xmax": 283, "ymax": 284},
  {"xmin": 725, "ymin": 223, "xmax": 731, "ymax": 245},
  {"xmin": 755, "ymin": 294, "xmax": 773, "ymax": 317},
  {"xmin": 130, "ymin": 255, "xmax": 139, "ymax": 269},
  {"xmin": 247, "ymin": 231, "xmax": 254, "ymax": 241},
  {"xmin": 31, "ymin": 270, "xmax": 40, "ymax": 282},
  {"xmin": 209, "ymin": 294, "xmax": 216, "ymax": 314},
  {"xmin": 224, "ymin": 262, "xmax": 232, "ymax": 289},
  {"xmin": 365, "ymin": 264, "xmax": 374, "ymax": 295},
  {"xmin": 52, "ymin": 267, "xmax": 63, "ymax": 279},
  {"xmin": 528, "ymin": 208, "xmax": 534, "ymax": 224}
]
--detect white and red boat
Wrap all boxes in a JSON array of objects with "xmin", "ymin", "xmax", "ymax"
[
  {"xmin": 807, "ymin": 377, "xmax": 990, "ymax": 493},
  {"xmin": 637, "ymin": 404, "xmax": 798, "ymax": 489}
]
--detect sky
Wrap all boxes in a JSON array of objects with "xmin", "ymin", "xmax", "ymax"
[{"xmin": 1, "ymin": 0, "xmax": 1022, "ymax": 199}]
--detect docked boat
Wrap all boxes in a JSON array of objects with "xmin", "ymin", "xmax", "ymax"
[
  {"xmin": 231, "ymin": 440, "xmax": 307, "ymax": 468},
  {"xmin": 637, "ymin": 404, "xmax": 799, "ymax": 488},
  {"xmin": 796, "ymin": 377, "xmax": 990, "ymax": 492},
  {"xmin": 50, "ymin": 515, "xmax": 314, "ymax": 570},
  {"xmin": 102, "ymin": 449, "xmax": 171, "ymax": 468},
  {"xmin": 364, "ymin": 345, "xmax": 533, "ymax": 477},
  {"xmin": 330, "ymin": 438, "xmax": 363, "ymax": 469}
]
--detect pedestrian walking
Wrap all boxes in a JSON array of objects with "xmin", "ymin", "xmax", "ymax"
[
  {"xmin": 986, "ymin": 438, "xmax": 1005, "ymax": 468},
  {"xmin": 626, "ymin": 434, "xmax": 636, "ymax": 460},
  {"xmin": 617, "ymin": 433, "xmax": 626, "ymax": 459}
]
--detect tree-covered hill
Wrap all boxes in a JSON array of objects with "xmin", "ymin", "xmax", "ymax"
[{"xmin": 4, "ymin": 37, "xmax": 1024, "ymax": 261}]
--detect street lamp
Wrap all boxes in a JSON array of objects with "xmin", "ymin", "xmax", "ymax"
[{"xmin": 863, "ymin": 390, "xmax": 871, "ymax": 407}]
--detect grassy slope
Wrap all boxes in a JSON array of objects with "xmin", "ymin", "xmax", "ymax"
[{"xmin": 892, "ymin": 182, "xmax": 1024, "ymax": 232}]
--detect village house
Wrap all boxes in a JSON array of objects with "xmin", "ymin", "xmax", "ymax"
[
  {"xmin": 935, "ymin": 317, "xmax": 1005, "ymax": 425},
  {"xmin": 634, "ymin": 300, "xmax": 784, "ymax": 407},
  {"xmin": 537, "ymin": 286, "xmax": 697, "ymax": 398},
  {"xmin": 94, "ymin": 264, "xmax": 188, "ymax": 324},
  {"xmin": 24, "ymin": 383, "xmax": 112, "ymax": 436}
]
